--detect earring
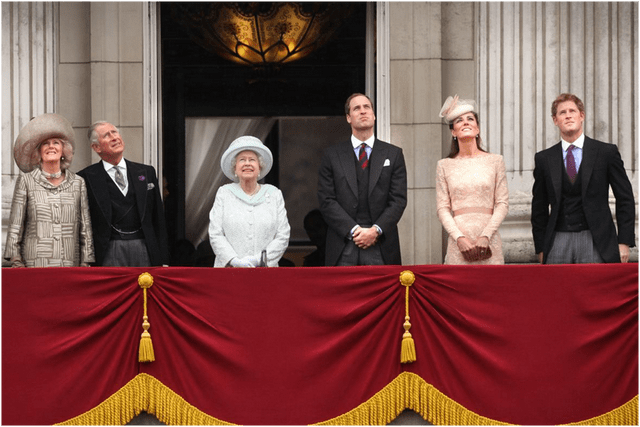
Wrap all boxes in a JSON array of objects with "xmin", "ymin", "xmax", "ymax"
[
  {"xmin": 476, "ymin": 135, "xmax": 479, "ymax": 139},
  {"xmin": 453, "ymin": 136, "xmax": 457, "ymax": 141},
  {"xmin": 61, "ymin": 156, "xmax": 65, "ymax": 161}
]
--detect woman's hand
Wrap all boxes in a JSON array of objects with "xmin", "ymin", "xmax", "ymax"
[
  {"xmin": 457, "ymin": 236, "xmax": 491, "ymax": 262},
  {"xmin": 10, "ymin": 257, "xmax": 25, "ymax": 268},
  {"xmin": 475, "ymin": 236, "xmax": 490, "ymax": 260},
  {"xmin": 229, "ymin": 256, "xmax": 260, "ymax": 268},
  {"xmin": 229, "ymin": 257, "xmax": 254, "ymax": 268},
  {"xmin": 456, "ymin": 236, "xmax": 477, "ymax": 262}
]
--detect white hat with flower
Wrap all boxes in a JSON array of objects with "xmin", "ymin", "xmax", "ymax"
[{"xmin": 439, "ymin": 95, "xmax": 477, "ymax": 124}]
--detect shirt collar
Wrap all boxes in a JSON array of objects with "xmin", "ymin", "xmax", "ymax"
[
  {"xmin": 561, "ymin": 133, "xmax": 585, "ymax": 151},
  {"xmin": 351, "ymin": 134, "xmax": 375, "ymax": 149},
  {"xmin": 102, "ymin": 158, "xmax": 127, "ymax": 172}
]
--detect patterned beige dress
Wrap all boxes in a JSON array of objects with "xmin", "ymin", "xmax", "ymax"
[
  {"xmin": 436, "ymin": 153, "xmax": 509, "ymax": 265},
  {"xmin": 4, "ymin": 168, "xmax": 95, "ymax": 267}
]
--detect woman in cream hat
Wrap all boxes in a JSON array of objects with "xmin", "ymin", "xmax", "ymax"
[
  {"xmin": 435, "ymin": 96, "xmax": 509, "ymax": 264},
  {"xmin": 208, "ymin": 136, "xmax": 290, "ymax": 267},
  {"xmin": 4, "ymin": 113, "xmax": 95, "ymax": 267}
]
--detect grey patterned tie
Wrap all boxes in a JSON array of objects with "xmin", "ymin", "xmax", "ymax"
[{"xmin": 114, "ymin": 166, "xmax": 126, "ymax": 190}]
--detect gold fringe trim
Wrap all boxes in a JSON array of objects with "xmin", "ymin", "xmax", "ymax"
[
  {"xmin": 55, "ymin": 373, "xmax": 235, "ymax": 426},
  {"xmin": 52, "ymin": 371, "xmax": 638, "ymax": 426},
  {"xmin": 314, "ymin": 372, "xmax": 639, "ymax": 426},
  {"xmin": 565, "ymin": 395, "xmax": 638, "ymax": 426}
]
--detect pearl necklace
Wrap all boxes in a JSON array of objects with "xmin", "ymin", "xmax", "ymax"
[
  {"xmin": 41, "ymin": 169, "xmax": 62, "ymax": 179},
  {"xmin": 243, "ymin": 184, "xmax": 260, "ymax": 196}
]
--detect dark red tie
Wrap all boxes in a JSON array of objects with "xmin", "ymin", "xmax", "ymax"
[
  {"xmin": 358, "ymin": 143, "xmax": 368, "ymax": 170},
  {"xmin": 566, "ymin": 145, "xmax": 577, "ymax": 183}
]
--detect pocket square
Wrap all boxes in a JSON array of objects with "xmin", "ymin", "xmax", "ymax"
[
  {"xmin": 383, "ymin": 159, "xmax": 391, "ymax": 167},
  {"xmin": 147, "ymin": 183, "xmax": 155, "ymax": 190}
]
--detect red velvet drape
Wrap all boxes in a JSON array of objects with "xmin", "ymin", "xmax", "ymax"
[{"xmin": 2, "ymin": 264, "xmax": 637, "ymax": 425}]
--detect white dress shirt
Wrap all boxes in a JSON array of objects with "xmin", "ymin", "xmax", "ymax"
[{"xmin": 351, "ymin": 134, "xmax": 375, "ymax": 160}]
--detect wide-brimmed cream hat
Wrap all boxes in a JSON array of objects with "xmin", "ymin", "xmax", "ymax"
[
  {"xmin": 13, "ymin": 113, "xmax": 75, "ymax": 173},
  {"xmin": 220, "ymin": 136, "xmax": 273, "ymax": 182},
  {"xmin": 439, "ymin": 95, "xmax": 477, "ymax": 124}
]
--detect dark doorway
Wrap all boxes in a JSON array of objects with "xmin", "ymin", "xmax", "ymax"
[{"xmin": 160, "ymin": 2, "xmax": 368, "ymax": 262}]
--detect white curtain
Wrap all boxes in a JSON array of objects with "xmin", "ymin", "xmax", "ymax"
[{"xmin": 184, "ymin": 117, "xmax": 276, "ymax": 246}]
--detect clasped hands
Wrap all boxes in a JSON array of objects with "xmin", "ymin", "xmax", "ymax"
[
  {"xmin": 229, "ymin": 255, "xmax": 261, "ymax": 268},
  {"xmin": 456, "ymin": 236, "xmax": 490, "ymax": 262},
  {"xmin": 353, "ymin": 226, "xmax": 379, "ymax": 250}
]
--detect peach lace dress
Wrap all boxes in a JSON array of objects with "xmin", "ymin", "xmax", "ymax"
[{"xmin": 436, "ymin": 153, "xmax": 509, "ymax": 265}]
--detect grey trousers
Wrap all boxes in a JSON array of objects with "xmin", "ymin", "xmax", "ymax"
[
  {"xmin": 546, "ymin": 230, "xmax": 604, "ymax": 264},
  {"xmin": 337, "ymin": 239, "xmax": 385, "ymax": 266},
  {"xmin": 102, "ymin": 239, "xmax": 152, "ymax": 267}
]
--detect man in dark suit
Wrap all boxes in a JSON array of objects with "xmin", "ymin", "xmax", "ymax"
[
  {"xmin": 531, "ymin": 93, "xmax": 635, "ymax": 264},
  {"xmin": 78, "ymin": 121, "xmax": 170, "ymax": 266},
  {"xmin": 317, "ymin": 93, "xmax": 407, "ymax": 266}
]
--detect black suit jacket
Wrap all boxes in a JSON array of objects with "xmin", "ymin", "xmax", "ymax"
[
  {"xmin": 78, "ymin": 159, "xmax": 170, "ymax": 266},
  {"xmin": 317, "ymin": 139, "xmax": 407, "ymax": 266},
  {"xmin": 531, "ymin": 137, "xmax": 635, "ymax": 263}
]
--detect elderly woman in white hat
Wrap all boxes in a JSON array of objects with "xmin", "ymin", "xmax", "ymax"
[
  {"xmin": 208, "ymin": 136, "xmax": 290, "ymax": 267},
  {"xmin": 435, "ymin": 96, "xmax": 509, "ymax": 264},
  {"xmin": 4, "ymin": 113, "xmax": 95, "ymax": 267}
]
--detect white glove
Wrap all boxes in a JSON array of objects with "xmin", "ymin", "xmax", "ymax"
[
  {"xmin": 229, "ymin": 257, "xmax": 254, "ymax": 268},
  {"xmin": 242, "ymin": 255, "xmax": 261, "ymax": 267}
]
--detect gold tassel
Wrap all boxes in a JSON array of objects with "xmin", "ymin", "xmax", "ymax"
[
  {"xmin": 138, "ymin": 273, "xmax": 155, "ymax": 363},
  {"xmin": 401, "ymin": 316, "xmax": 416, "ymax": 364},
  {"xmin": 399, "ymin": 270, "xmax": 416, "ymax": 364}
]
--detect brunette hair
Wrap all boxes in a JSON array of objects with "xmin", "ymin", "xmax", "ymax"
[
  {"xmin": 551, "ymin": 93, "xmax": 585, "ymax": 117},
  {"xmin": 344, "ymin": 93, "xmax": 374, "ymax": 115},
  {"xmin": 446, "ymin": 112, "xmax": 487, "ymax": 158}
]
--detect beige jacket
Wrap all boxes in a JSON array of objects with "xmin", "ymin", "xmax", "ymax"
[{"xmin": 4, "ymin": 168, "xmax": 95, "ymax": 267}]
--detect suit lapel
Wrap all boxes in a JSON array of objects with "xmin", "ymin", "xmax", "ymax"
[
  {"xmin": 127, "ymin": 160, "xmax": 148, "ymax": 222},
  {"xmin": 580, "ymin": 137, "xmax": 597, "ymax": 198},
  {"xmin": 338, "ymin": 142, "xmax": 358, "ymax": 197},
  {"xmin": 368, "ymin": 140, "xmax": 387, "ymax": 195},
  {"xmin": 549, "ymin": 143, "xmax": 564, "ymax": 205},
  {"xmin": 85, "ymin": 163, "xmax": 113, "ymax": 222}
]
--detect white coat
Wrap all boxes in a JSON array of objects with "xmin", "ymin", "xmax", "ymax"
[{"xmin": 209, "ymin": 183, "xmax": 290, "ymax": 267}]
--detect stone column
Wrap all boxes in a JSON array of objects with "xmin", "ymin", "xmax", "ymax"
[
  {"xmin": 477, "ymin": 2, "xmax": 639, "ymax": 262},
  {"xmin": 389, "ymin": 2, "xmax": 476, "ymax": 265},
  {"xmin": 59, "ymin": 2, "xmax": 158, "ymax": 172},
  {"xmin": 86, "ymin": 2, "xmax": 145, "ymax": 166},
  {"xmin": 1, "ymin": 2, "xmax": 57, "ymax": 246}
]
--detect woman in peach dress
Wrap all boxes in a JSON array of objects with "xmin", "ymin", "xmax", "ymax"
[{"xmin": 435, "ymin": 96, "xmax": 509, "ymax": 264}]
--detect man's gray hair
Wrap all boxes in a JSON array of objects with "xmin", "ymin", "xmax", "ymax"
[{"xmin": 88, "ymin": 121, "xmax": 117, "ymax": 146}]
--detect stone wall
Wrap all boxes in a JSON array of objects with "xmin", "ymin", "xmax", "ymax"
[{"xmin": 2, "ymin": 2, "xmax": 637, "ymax": 263}]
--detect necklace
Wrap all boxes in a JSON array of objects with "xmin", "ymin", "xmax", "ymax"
[
  {"xmin": 41, "ymin": 169, "xmax": 62, "ymax": 179},
  {"xmin": 244, "ymin": 184, "xmax": 260, "ymax": 196}
]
